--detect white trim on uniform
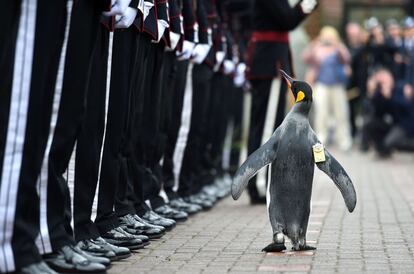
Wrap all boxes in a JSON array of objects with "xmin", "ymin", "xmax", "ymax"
[
  {"xmin": 239, "ymin": 91, "xmax": 251, "ymax": 166},
  {"xmin": 256, "ymin": 78, "xmax": 281, "ymax": 197},
  {"xmin": 172, "ymin": 62, "xmax": 194, "ymax": 192},
  {"xmin": 0, "ymin": 0, "xmax": 37, "ymax": 271},
  {"xmin": 94, "ymin": 31, "xmax": 114, "ymax": 221}
]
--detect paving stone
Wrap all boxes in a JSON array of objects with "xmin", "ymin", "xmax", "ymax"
[{"xmin": 104, "ymin": 151, "xmax": 414, "ymax": 273}]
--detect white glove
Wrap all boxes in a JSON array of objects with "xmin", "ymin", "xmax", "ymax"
[
  {"xmin": 115, "ymin": 7, "xmax": 138, "ymax": 28},
  {"xmin": 215, "ymin": 51, "xmax": 225, "ymax": 65},
  {"xmin": 191, "ymin": 44, "xmax": 211, "ymax": 64},
  {"xmin": 177, "ymin": 40, "xmax": 195, "ymax": 60},
  {"xmin": 234, "ymin": 63, "xmax": 246, "ymax": 87},
  {"xmin": 103, "ymin": 0, "xmax": 131, "ymax": 16},
  {"xmin": 143, "ymin": 0, "xmax": 154, "ymax": 21},
  {"xmin": 213, "ymin": 51, "xmax": 226, "ymax": 71},
  {"xmin": 300, "ymin": 0, "xmax": 317, "ymax": 14},
  {"xmin": 223, "ymin": 60, "xmax": 235, "ymax": 75},
  {"xmin": 169, "ymin": 32, "xmax": 181, "ymax": 50},
  {"xmin": 154, "ymin": 20, "xmax": 169, "ymax": 42},
  {"xmin": 138, "ymin": 0, "xmax": 145, "ymax": 16}
]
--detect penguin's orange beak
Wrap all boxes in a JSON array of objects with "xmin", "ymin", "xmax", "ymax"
[{"xmin": 279, "ymin": 69, "xmax": 294, "ymax": 90}]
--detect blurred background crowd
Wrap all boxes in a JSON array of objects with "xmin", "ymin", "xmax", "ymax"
[
  {"xmin": 227, "ymin": 0, "xmax": 414, "ymax": 159},
  {"xmin": 302, "ymin": 16, "xmax": 414, "ymax": 158}
]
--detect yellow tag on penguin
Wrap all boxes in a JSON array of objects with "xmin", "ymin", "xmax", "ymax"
[{"xmin": 312, "ymin": 143, "xmax": 326, "ymax": 163}]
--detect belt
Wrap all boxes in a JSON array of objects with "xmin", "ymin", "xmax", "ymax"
[{"xmin": 251, "ymin": 31, "xmax": 289, "ymax": 43}]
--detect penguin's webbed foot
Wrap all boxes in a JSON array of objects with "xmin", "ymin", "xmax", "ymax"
[
  {"xmin": 262, "ymin": 242, "xmax": 287, "ymax": 252},
  {"xmin": 292, "ymin": 245, "xmax": 316, "ymax": 251}
]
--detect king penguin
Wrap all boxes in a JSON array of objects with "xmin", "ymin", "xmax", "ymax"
[{"xmin": 231, "ymin": 70, "xmax": 357, "ymax": 252}]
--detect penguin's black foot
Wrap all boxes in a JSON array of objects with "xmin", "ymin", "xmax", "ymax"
[
  {"xmin": 262, "ymin": 242, "xmax": 286, "ymax": 252},
  {"xmin": 293, "ymin": 245, "xmax": 316, "ymax": 251}
]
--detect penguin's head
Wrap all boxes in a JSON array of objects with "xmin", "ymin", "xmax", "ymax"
[{"xmin": 279, "ymin": 70, "xmax": 313, "ymax": 103}]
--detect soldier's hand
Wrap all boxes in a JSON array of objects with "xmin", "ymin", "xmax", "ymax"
[
  {"xmin": 143, "ymin": 1, "xmax": 154, "ymax": 21},
  {"xmin": 300, "ymin": 0, "xmax": 317, "ymax": 14},
  {"xmin": 191, "ymin": 44, "xmax": 211, "ymax": 64},
  {"xmin": 154, "ymin": 20, "xmax": 169, "ymax": 42},
  {"xmin": 234, "ymin": 63, "xmax": 246, "ymax": 87},
  {"xmin": 215, "ymin": 51, "xmax": 226, "ymax": 66},
  {"xmin": 115, "ymin": 7, "xmax": 138, "ymax": 28},
  {"xmin": 177, "ymin": 40, "xmax": 196, "ymax": 60},
  {"xmin": 168, "ymin": 32, "xmax": 181, "ymax": 51},
  {"xmin": 104, "ymin": 0, "xmax": 131, "ymax": 16},
  {"xmin": 223, "ymin": 60, "xmax": 236, "ymax": 75},
  {"xmin": 212, "ymin": 51, "xmax": 226, "ymax": 72}
]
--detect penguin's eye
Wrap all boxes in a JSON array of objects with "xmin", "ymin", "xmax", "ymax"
[{"xmin": 296, "ymin": 90, "xmax": 305, "ymax": 102}]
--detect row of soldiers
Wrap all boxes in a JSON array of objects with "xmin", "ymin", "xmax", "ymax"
[
  {"xmin": 1, "ymin": 0, "xmax": 318, "ymax": 273},
  {"xmin": 1, "ymin": 0, "xmax": 250, "ymax": 273}
]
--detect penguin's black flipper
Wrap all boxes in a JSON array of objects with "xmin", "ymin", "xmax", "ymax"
[
  {"xmin": 231, "ymin": 130, "xmax": 280, "ymax": 200},
  {"xmin": 316, "ymin": 150, "xmax": 357, "ymax": 212}
]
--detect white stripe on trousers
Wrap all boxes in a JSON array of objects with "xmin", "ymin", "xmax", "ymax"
[
  {"xmin": 256, "ymin": 78, "xmax": 281, "ymax": 197},
  {"xmin": 93, "ymin": 31, "xmax": 114, "ymax": 221},
  {"xmin": 239, "ymin": 91, "xmax": 252, "ymax": 166},
  {"xmin": 172, "ymin": 62, "xmax": 194, "ymax": 192},
  {"xmin": 35, "ymin": 0, "xmax": 73, "ymax": 255},
  {"xmin": 0, "ymin": 0, "xmax": 37, "ymax": 272}
]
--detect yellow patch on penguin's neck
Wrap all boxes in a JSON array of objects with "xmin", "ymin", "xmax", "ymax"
[{"xmin": 296, "ymin": 91, "xmax": 305, "ymax": 103}]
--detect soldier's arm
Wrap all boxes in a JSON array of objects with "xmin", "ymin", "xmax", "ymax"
[
  {"xmin": 196, "ymin": 0, "xmax": 209, "ymax": 44},
  {"xmin": 182, "ymin": 0, "xmax": 196, "ymax": 41},
  {"xmin": 260, "ymin": 0, "xmax": 309, "ymax": 31}
]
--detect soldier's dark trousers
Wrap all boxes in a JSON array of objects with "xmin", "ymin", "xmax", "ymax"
[
  {"xmin": 203, "ymin": 74, "xmax": 232, "ymax": 181},
  {"xmin": 73, "ymin": 26, "xmax": 109, "ymax": 242},
  {"xmin": 45, "ymin": 0, "xmax": 104, "ymax": 251},
  {"xmin": 0, "ymin": 0, "xmax": 66, "ymax": 271},
  {"xmin": 178, "ymin": 63, "xmax": 214, "ymax": 197},
  {"xmin": 163, "ymin": 60, "xmax": 190, "ymax": 200},
  {"xmin": 139, "ymin": 44, "xmax": 167, "ymax": 208},
  {"xmin": 247, "ymin": 79, "xmax": 286, "ymax": 200},
  {"xmin": 114, "ymin": 33, "xmax": 150, "ymax": 218},
  {"xmin": 146, "ymin": 50, "xmax": 178, "ymax": 209},
  {"xmin": 229, "ymin": 86, "xmax": 244, "ymax": 174},
  {"xmin": 95, "ymin": 27, "xmax": 140, "ymax": 234}
]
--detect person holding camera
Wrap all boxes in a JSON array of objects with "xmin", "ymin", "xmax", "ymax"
[{"xmin": 364, "ymin": 68, "xmax": 414, "ymax": 157}]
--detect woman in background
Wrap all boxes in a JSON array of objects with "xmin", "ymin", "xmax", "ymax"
[{"xmin": 303, "ymin": 26, "xmax": 353, "ymax": 151}]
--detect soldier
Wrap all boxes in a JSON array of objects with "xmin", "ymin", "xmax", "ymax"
[
  {"xmin": 175, "ymin": 0, "xmax": 218, "ymax": 209},
  {"xmin": 162, "ymin": 0, "xmax": 210, "ymax": 210},
  {"xmin": 245, "ymin": 0, "xmax": 317, "ymax": 204},
  {"xmin": 0, "ymin": 0, "xmax": 66, "ymax": 273}
]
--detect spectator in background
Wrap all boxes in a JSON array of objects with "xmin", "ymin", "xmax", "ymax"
[
  {"xmin": 358, "ymin": 17, "xmax": 397, "ymax": 151},
  {"xmin": 402, "ymin": 17, "xmax": 414, "ymax": 92},
  {"xmin": 385, "ymin": 19, "xmax": 405, "ymax": 80},
  {"xmin": 346, "ymin": 22, "xmax": 367, "ymax": 138},
  {"xmin": 303, "ymin": 26, "xmax": 353, "ymax": 151},
  {"xmin": 364, "ymin": 68, "xmax": 414, "ymax": 157},
  {"xmin": 386, "ymin": 19, "xmax": 402, "ymax": 46},
  {"xmin": 364, "ymin": 17, "xmax": 396, "ymax": 73}
]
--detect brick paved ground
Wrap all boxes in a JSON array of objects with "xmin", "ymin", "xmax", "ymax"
[{"xmin": 106, "ymin": 150, "xmax": 414, "ymax": 274}]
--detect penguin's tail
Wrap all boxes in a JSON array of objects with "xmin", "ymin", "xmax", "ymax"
[{"xmin": 231, "ymin": 137, "xmax": 278, "ymax": 200}]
